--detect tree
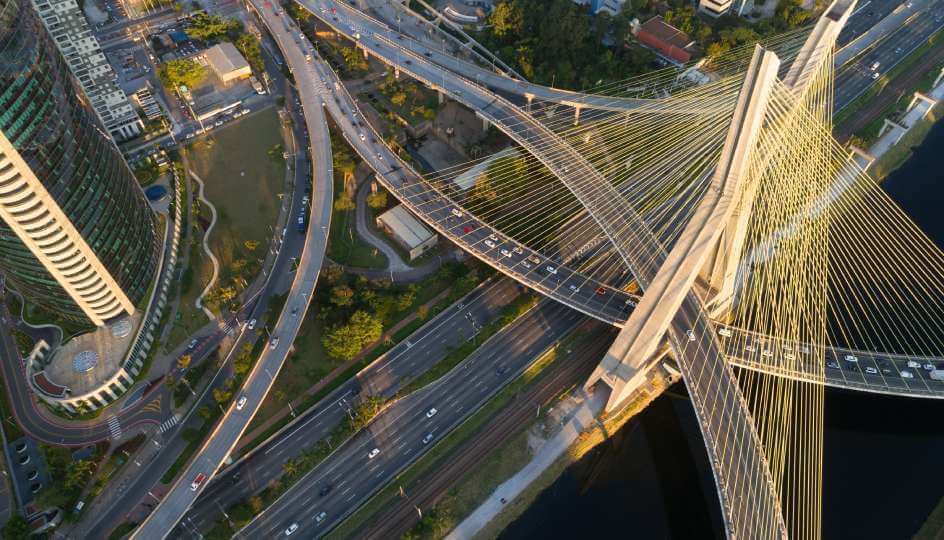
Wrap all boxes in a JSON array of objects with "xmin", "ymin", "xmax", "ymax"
[
  {"xmin": 334, "ymin": 193, "xmax": 355, "ymax": 212},
  {"xmin": 330, "ymin": 285, "xmax": 355, "ymax": 307},
  {"xmin": 339, "ymin": 46, "xmax": 368, "ymax": 72},
  {"xmin": 249, "ymin": 496, "xmax": 264, "ymax": 514},
  {"xmin": 390, "ymin": 91, "xmax": 408, "ymax": 107},
  {"xmin": 417, "ymin": 305, "xmax": 430, "ymax": 321},
  {"xmin": 490, "ymin": 1, "xmax": 524, "ymax": 39},
  {"xmin": 198, "ymin": 406, "xmax": 212, "ymax": 421},
  {"xmin": 348, "ymin": 395, "xmax": 384, "ymax": 432},
  {"xmin": 64, "ymin": 459, "xmax": 95, "ymax": 491},
  {"xmin": 158, "ymin": 58, "xmax": 207, "ymax": 89},
  {"xmin": 322, "ymin": 311, "xmax": 383, "ymax": 360},
  {"xmin": 322, "ymin": 265, "xmax": 344, "ymax": 284},
  {"xmin": 244, "ymin": 240, "xmax": 260, "ymax": 251},
  {"xmin": 177, "ymin": 354, "xmax": 192, "ymax": 370},
  {"xmin": 213, "ymin": 387, "xmax": 233, "ymax": 405},
  {"xmin": 3, "ymin": 515, "xmax": 29, "ymax": 540},
  {"xmin": 282, "ymin": 459, "xmax": 299, "ymax": 477},
  {"xmin": 235, "ymin": 33, "xmax": 264, "ymax": 73},
  {"xmin": 186, "ymin": 13, "xmax": 241, "ymax": 41},
  {"xmin": 396, "ymin": 290, "xmax": 415, "ymax": 311},
  {"xmin": 366, "ymin": 191, "xmax": 387, "ymax": 209}
]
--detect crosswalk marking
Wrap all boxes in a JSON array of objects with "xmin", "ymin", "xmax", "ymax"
[
  {"xmin": 159, "ymin": 414, "xmax": 180, "ymax": 434},
  {"xmin": 107, "ymin": 416, "xmax": 122, "ymax": 440}
]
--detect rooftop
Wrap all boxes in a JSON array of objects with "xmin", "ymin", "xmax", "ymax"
[
  {"xmin": 377, "ymin": 204, "xmax": 435, "ymax": 249},
  {"xmin": 204, "ymin": 42, "xmax": 250, "ymax": 76}
]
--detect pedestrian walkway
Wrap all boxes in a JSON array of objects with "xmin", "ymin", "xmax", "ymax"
[
  {"xmin": 107, "ymin": 416, "xmax": 122, "ymax": 440},
  {"xmin": 159, "ymin": 414, "xmax": 180, "ymax": 434},
  {"xmin": 446, "ymin": 389, "xmax": 606, "ymax": 540}
]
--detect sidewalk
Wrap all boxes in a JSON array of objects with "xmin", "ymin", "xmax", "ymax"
[
  {"xmin": 234, "ymin": 285, "xmax": 453, "ymax": 451},
  {"xmin": 446, "ymin": 388, "xmax": 606, "ymax": 540}
]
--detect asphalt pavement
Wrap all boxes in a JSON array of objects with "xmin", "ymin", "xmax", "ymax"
[
  {"xmin": 179, "ymin": 278, "xmax": 521, "ymax": 531},
  {"xmin": 237, "ymin": 299, "xmax": 585, "ymax": 538}
]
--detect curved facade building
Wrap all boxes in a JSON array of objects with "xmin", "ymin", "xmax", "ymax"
[{"xmin": 0, "ymin": 0, "xmax": 159, "ymax": 325}]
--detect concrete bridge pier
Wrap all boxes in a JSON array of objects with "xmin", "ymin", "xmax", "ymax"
[
  {"xmin": 525, "ymin": 93, "xmax": 534, "ymax": 113},
  {"xmin": 438, "ymin": 90, "xmax": 444, "ymax": 105},
  {"xmin": 394, "ymin": 67, "xmax": 400, "ymax": 80}
]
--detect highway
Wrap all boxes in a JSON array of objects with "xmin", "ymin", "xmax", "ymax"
[
  {"xmin": 128, "ymin": 0, "xmax": 335, "ymax": 533},
  {"xmin": 237, "ymin": 299, "xmax": 586, "ymax": 538},
  {"xmin": 174, "ymin": 279, "xmax": 522, "ymax": 531},
  {"xmin": 835, "ymin": 0, "xmax": 944, "ymax": 111}
]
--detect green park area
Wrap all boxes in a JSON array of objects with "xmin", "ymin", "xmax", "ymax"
[{"xmin": 168, "ymin": 107, "xmax": 287, "ymax": 346}]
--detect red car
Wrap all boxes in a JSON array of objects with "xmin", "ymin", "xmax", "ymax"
[
  {"xmin": 190, "ymin": 473, "xmax": 206, "ymax": 491},
  {"xmin": 595, "ymin": 287, "xmax": 606, "ymax": 296},
  {"xmin": 463, "ymin": 226, "xmax": 473, "ymax": 234}
]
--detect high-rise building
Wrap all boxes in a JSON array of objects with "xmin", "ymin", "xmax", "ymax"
[
  {"xmin": 30, "ymin": 0, "xmax": 143, "ymax": 141},
  {"xmin": 698, "ymin": 0, "xmax": 752, "ymax": 18},
  {"xmin": 0, "ymin": 0, "xmax": 160, "ymax": 326}
]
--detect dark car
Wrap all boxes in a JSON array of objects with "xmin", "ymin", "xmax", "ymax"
[{"xmin": 319, "ymin": 484, "xmax": 332, "ymax": 497}]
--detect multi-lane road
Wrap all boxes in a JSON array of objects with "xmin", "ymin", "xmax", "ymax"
[
  {"xmin": 129, "ymin": 1, "xmax": 336, "ymax": 533},
  {"xmin": 176, "ymin": 279, "xmax": 522, "ymax": 531},
  {"xmin": 237, "ymin": 299, "xmax": 586, "ymax": 538}
]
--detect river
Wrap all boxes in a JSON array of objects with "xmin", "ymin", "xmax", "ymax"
[{"xmin": 499, "ymin": 122, "xmax": 944, "ymax": 539}]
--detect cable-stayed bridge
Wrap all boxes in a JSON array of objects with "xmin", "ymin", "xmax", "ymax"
[{"xmin": 298, "ymin": 0, "xmax": 944, "ymax": 536}]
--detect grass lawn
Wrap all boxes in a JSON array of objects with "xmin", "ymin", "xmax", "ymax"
[
  {"xmin": 329, "ymin": 175, "xmax": 387, "ymax": 268},
  {"xmin": 166, "ymin": 224, "xmax": 211, "ymax": 350},
  {"xmin": 183, "ymin": 106, "xmax": 287, "ymax": 298}
]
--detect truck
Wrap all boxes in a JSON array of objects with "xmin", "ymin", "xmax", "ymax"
[{"xmin": 930, "ymin": 370, "xmax": 944, "ymax": 382}]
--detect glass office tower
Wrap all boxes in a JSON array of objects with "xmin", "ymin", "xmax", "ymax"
[{"xmin": 0, "ymin": 0, "xmax": 159, "ymax": 325}]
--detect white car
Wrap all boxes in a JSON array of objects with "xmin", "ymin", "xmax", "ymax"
[
  {"xmin": 451, "ymin": 208, "xmax": 463, "ymax": 218},
  {"xmin": 521, "ymin": 261, "xmax": 532, "ymax": 269},
  {"xmin": 512, "ymin": 246, "xmax": 523, "ymax": 254},
  {"xmin": 761, "ymin": 349, "xmax": 773, "ymax": 358},
  {"xmin": 190, "ymin": 473, "xmax": 206, "ymax": 491},
  {"xmin": 359, "ymin": 133, "xmax": 366, "ymax": 141},
  {"xmin": 247, "ymin": 318, "xmax": 257, "ymax": 330},
  {"xmin": 315, "ymin": 512, "xmax": 327, "ymax": 523},
  {"xmin": 422, "ymin": 433, "xmax": 434, "ymax": 445},
  {"xmin": 489, "ymin": 234, "xmax": 498, "ymax": 242},
  {"xmin": 546, "ymin": 266, "xmax": 558, "ymax": 275},
  {"xmin": 845, "ymin": 355, "xmax": 859, "ymax": 363},
  {"xmin": 865, "ymin": 366, "xmax": 878, "ymax": 375},
  {"xmin": 686, "ymin": 329, "xmax": 695, "ymax": 342},
  {"xmin": 367, "ymin": 448, "xmax": 380, "ymax": 459},
  {"xmin": 285, "ymin": 522, "xmax": 299, "ymax": 535},
  {"xmin": 901, "ymin": 370, "xmax": 914, "ymax": 379},
  {"xmin": 907, "ymin": 360, "xmax": 921, "ymax": 369},
  {"xmin": 744, "ymin": 344, "xmax": 756, "ymax": 352},
  {"xmin": 784, "ymin": 352, "xmax": 796, "ymax": 360},
  {"xmin": 924, "ymin": 363, "xmax": 935, "ymax": 371},
  {"xmin": 500, "ymin": 249, "xmax": 512, "ymax": 257},
  {"xmin": 426, "ymin": 407, "xmax": 438, "ymax": 418},
  {"xmin": 484, "ymin": 240, "xmax": 496, "ymax": 249},
  {"xmin": 718, "ymin": 327, "xmax": 732, "ymax": 337},
  {"xmin": 236, "ymin": 396, "xmax": 248, "ymax": 410},
  {"xmin": 568, "ymin": 284, "xmax": 579, "ymax": 293},
  {"xmin": 270, "ymin": 336, "xmax": 280, "ymax": 349}
]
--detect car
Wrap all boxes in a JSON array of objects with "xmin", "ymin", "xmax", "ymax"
[
  {"xmin": 423, "ymin": 433, "xmax": 434, "ymax": 444},
  {"xmin": 907, "ymin": 360, "xmax": 921, "ymax": 369},
  {"xmin": 462, "ymin": 226, "xmax": 473, "ymax": 234},
  {"xmin": 500, "ymin": 249, "xmax": 512, "ymax": 257},
  {"xmin": 870, "ymin": 61, "xmax": 880, "ymax": 71},
  {"xmin": 484, "ymin": 240, "xmax": 496, "ymax": 248},
  {"xmin": 686, "ymin": 329, "xmax": 696, "ymax": 341},
  {"xmin": 377, "ymin": 153, "xmax": 384, "ymax": 160},
  {"xmin": 871, "ymin": 72, "xmax": 880, "ymax": 80},
  {"xmin": 247, "ymin": 319, "xmax": 257, "ymax": 330},
  {"xmin": 405, "ymin": 59, "xmax": 412, "ymax": 65},
  {"xmin": 359, "ymin": 132, "xmax": 366, "ymax": 141},
  {"xmin": 718, "ymin": 327, "xmax": 733, "ymax": 337},
  {"xmin": 319, "ymin": 484, "xmax": 332, "ymax": 496},
  {"xmin": 489, "ymin": 234, "xmax": 498, "ymax": 242},
  {"xmin": 528, "ymin": 256, "xmax": 541, "ymax": 264},
  {"xmin": 744, "ymin": 344, "xmax": 756, "ymax": 352},
  {"xmin": 521, "ymin": 261, "xmax": 532, "ymax": 269},
  {"xmin": 924, "ymin": 363, "xmax": 935, "ymax": 371},
  {"xmin": 568, "ymin": 284, "xmax": 579, "ymax": 293},
  {"xmin": 187, "ymin": 339, "xmax": 198, "ymax": 350},
  {"xmin": 451, "ymin": 208, "xmax": 463, "ymax": 218},
  {"xmin": 316, "ymin": 512, "xmax": 327, "ymax": 523},
  {"xmin": 901, "ymin": 370, "xmax": 914, "ymax": 379},
  {"xmin": 426, "ymin": 407, "xmax": 438, "ymax": 418},
  {"xmin": 424, "ymin": 51, "xmax": 431, "ymax": 57},
  {"xmin": 285, "ymin": 522, "xmax": 299, "ymax": 535},
  {"xmin": 190, "ymin": 473, "xmax": 206, "ymax": 491},
  {"xmin": 270, "ymin": 336, "xmax": 280, "ymax": 349},
  {"xmin": 367, "ymin": 448, "xmax": 380, "ymax": 459},
  {"xmin": 865, "ymin": 366, "xmax": 878, "ymax": 375},
  {"xmin": 546, "ymin": 266, "xmax": 558, "ymax": 275},
  {"xmin": 761, "ymin": 349, "xmax": 773, "ymax": 357},
  {"xmin": 845, "ymin": 355, "xmax": 859, "ymax": 363},
  {"xmin": 827, "ymin": 361, "xmax": 840, "ymax": 369},
  {"xmin": 784, "ymin": 352, "xmax": 796, "ymax": 360},
  {"xmin": 236, "ymin": 396, "xmax": 248, "ymax": 410},
  {"xmin": 512, "ymin": 246, "xmax": 524, "ymax": 254},
  {"xmin": 496, "ymin": 365, "xmax": 508, "ymax": 375},
  {"xmin": 595, "ymin": 287, "xmax": 606, "ymax": 295}
]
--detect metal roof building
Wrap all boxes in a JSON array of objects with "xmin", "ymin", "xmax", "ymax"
[
  {"xmin": 204, "ymin": 42, "xmax": 252, "ymax": 84},
  {"xmin": 376, "ymin": 204, "xmax": 438, "ymax": 261}
]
